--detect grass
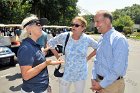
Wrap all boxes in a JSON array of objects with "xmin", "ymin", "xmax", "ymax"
[
  {"xmin": 129, "ymin": 36, "xmax": 140, "ymax": 40},
  {"xmin": 129, "ymin": 32, "xmax": 140, "ymax": 40}
]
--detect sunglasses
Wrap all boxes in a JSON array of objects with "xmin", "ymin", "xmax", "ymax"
[
  {"xmin": 35, "ymin": 22, "xmax": 41, "ymax": 26},
  {"xmin": 71, "ymin": 23, "xmax": 81, "ymax": 27},
  {"xmin": 23, "ymin": 19, "xmax": 41, "ymax": 28}
]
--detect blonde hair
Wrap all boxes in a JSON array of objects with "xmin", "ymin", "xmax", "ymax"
[
  {"xmin": 72, "ymin": 16, "xmax": 87, "ymax": 27},
  {"xmin": 20, "ymin": 14, "xmax": 38, "ymax": 41}
]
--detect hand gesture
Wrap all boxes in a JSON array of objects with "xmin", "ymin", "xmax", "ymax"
[
  {"xmin": 58, "ymin": 54, "xmax": 64, "ymax": 61},
  {"xmin": 43, "ymin": 44, "xmax": 51, "ymax": 52},
  {"xmin": 46, "ymin": 59, "xmax": 64, "ymax": 65},
  {"xmin": 46, "ymin": 43, "xmax": 53, "ymax": 49}
]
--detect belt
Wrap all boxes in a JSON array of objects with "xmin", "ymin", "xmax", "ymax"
[{"xmin": 97, "ymin": 74, "xmax": 123, "ymax": 80}]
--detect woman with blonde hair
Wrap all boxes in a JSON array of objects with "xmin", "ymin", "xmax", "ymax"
[
  {"xmin": 48, "ymin": 16, "xmax": 98, "ymax": 93},
  {"xmin": 17, "ymin": 15, "xmax": 63, "ymax": 93}
]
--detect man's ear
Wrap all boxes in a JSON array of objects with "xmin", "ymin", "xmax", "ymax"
[{"xmin": 105, "ymin": 18, "xmax": 111, "ymax": 24}]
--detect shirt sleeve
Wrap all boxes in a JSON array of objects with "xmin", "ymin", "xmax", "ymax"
[
  {"xmin": 100, "ymin": 37, "xmax": 129, "ymax": 88},
  {"xmin": 88, "ymin": 36, "xmax": 98, "ymax": 49},
  {"xmin": 92, "ymin": 64, "xmax": 97, "ymax": 79},
  {"xmin": 17, "ymin": 45, "xmax": 34, "ymax": 66},
  {"xmin": 48, "ymin": 32, "xmax": 67, "ymax": 49}
]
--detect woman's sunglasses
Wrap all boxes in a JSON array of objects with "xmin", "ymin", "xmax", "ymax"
[
  {"xmin": 29, "ymin": 21, "xmax": 41, "ymax": 26},
  {"xmin": 71, "ymin": 23, "xmax": 81, "ymax": 27},
  {"xmin": 23, "ymin": 20, "xmax": 41, "ymax": 28},
  {"xmin": 35, "ymin": 22, "xmax": 41, "ymax": 26}
]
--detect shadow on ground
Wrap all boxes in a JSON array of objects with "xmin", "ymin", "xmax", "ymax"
[
  {"xmin": 6, "ymin": 73, "xmax": 22, "ymax": 81},
  {"xmin": 6, "ymin": 73, "xmax": 22, "ymax": 92},
  {"xmin": 9, "ymin": 84, "xmax": 22, "ymax": 92}
]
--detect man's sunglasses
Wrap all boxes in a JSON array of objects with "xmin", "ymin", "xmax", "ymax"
[{"xmin": 71, "ymin": 23, "xmax": 81, "ymax": 27}]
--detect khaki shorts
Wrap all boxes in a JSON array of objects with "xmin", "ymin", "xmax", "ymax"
[{"xmin": 98, "ymin": 78, "xmax": 125, "ymax": 93}]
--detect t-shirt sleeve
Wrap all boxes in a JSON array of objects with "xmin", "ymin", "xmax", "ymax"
[
  {"xmin": 48, "ymin": 32, "xmax": 67, "ymax": 49},
  {"xmin": 17, "ymin": 45, "xmax": 34, "ymax": 66},
  {"xmin": 88, "ymin": 37, "xmax": 98, "ymax": 49}
]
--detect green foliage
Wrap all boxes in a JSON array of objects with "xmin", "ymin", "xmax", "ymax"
[
  {"xmin": 113, "ymin": 15, "xmax": 134, "ymax": 27},
  {"xmin": 85, "ymin": 31, "xmax": 94, "ymax": 35},
  {"xmin": 0, "ymin": 0, "xmax": 31, "ymax": 24},
  {"xmin": 22, "ymin": 0, "xmax": 78, "ymax": 25},
  {"xmin": 82, "ymin": 15, "xmax": 94, "ymax": 31},
  {"xmin": 113, "ymin": 15, "xmax": 134, "ymax": 32},
  {"xmin": 112, "ymin": 4, "xmax": 140, "ymax": 24},
  {"xmin": 0, "ymin": 0, "xmax": 78, "ymax": 25},
  {"xmin": 123, "ymin": 27, "xmax": 132, "ymax": 36},
  {"xmin": 130, "ymin": 32, "xmax": 140, "ymax": 40}
]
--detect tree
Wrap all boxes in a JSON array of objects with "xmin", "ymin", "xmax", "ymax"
[
  {"xmin": 0, "ymin": 0, "xmax": 78, "ymax": 25},
  {"xmin": 0, "ymin": 0, "xmax": 31, "ymax": 24},
  {"xmin": 112, "ymin": 4, "xmax": 140, "ymax": 24},
  {"xmin": 82, "ymin": 15, "xmax": 94, "ymax": 31},
  {"xmin": 113, "ymin": 15, "xmax": 134, "ymax": 27},
  {"xmin": 21, "ymin": 0, "xmax": 78, "ymax": 25},
  {"xmin": 113, "ymin": 15, "xmax": 134, "ymax": 32}
]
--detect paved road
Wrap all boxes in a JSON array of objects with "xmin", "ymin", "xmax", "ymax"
[{"xmin": 0, "ymin": 35, "xmax": 140, "ymax": 93}]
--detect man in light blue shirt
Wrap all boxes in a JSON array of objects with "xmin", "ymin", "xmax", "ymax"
[{"xmin": 91, "ymin": 10, "xmax": 129, "ymax": 93}]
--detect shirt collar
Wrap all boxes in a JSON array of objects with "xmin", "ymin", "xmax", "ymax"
[
  {"xmin": 24, "ymin": 38, "xmax": 40, "ymax": 47},
  {"xmin": 102, "ymin": 27, "xmax": 115, "ymax": 38}
]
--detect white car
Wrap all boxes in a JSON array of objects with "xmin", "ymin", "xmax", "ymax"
[
  {"xmin": 0, "ymin": 36, "xmax": 16, "ymax": 66},
  {"xmin": 0, "ymin": 46, "xmax": 16, "ymax": 66}
]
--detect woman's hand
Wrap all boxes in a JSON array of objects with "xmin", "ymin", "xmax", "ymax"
[
  {"xmin": 45, "ymin": 59, "xmax": 64, "ymax": 65},
  {"xmin": 43, "ymin": 44, "xmax": 51, "ymax": 53}
]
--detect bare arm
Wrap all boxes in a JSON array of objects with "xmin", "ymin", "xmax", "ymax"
[
  {"xmin": 45, "ymin": 43, "xmax": 62, "ymax": 59},
  {"xmin": 50, "ymin": 49, "xmax": 61, "ymax": 59},
  {"xmin": 87, "ymin": 50, "xmax": 96, "ymax": 61},
  {"xmin": 20, "ymin": 59, "xmax": 63, "ymax": 81}
]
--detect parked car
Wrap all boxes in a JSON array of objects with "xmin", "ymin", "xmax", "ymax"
[
  {"xmin": 0, "ymin": 46, "xmax": 16, "ymax": 66},
  {"xmin": 0, "ymin": 36, "xmax": 16, "ymax": 66}
]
